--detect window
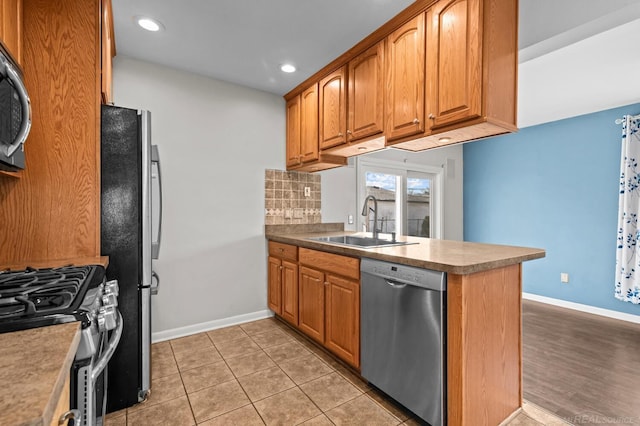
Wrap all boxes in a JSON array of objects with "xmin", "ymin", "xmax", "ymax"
[{"xmin": 357, "ymin": 158, "xmax": 443, "ymax": 238}]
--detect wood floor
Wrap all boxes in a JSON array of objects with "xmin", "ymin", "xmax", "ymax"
[{"xmin": 523, "ymin": 299, "xmax": 640, "ymax": 425}]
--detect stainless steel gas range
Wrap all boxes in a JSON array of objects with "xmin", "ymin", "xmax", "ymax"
[{"xmin": 0, "ymin": 265, "xmax": 122, "ymax": 426}]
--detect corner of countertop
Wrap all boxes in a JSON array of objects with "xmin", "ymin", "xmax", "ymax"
[{"xmin": 265, "ymin": 222, "xmax": 345, "ymax": 236}]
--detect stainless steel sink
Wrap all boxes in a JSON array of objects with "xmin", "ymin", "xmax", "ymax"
[{"xmin": 307, "ymin": 235, "xmax": 417, "ymax": 248}]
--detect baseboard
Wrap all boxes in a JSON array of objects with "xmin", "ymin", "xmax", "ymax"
[
  {"xmin": 523, "ymin": 293, "xmax": 640, "ymax": 324},
  {"xmin": 152, "ymin": 309, "xmax": 274, "ymax": 343}
]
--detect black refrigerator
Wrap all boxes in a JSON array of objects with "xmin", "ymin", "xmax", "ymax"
[{"xmin": 101, "ymin": 104, "xmax": 162, "ymax": 412}]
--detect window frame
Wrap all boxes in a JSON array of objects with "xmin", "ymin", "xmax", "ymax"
[{"xmin": 356, "ymin": 157, "xmax": 444, "ymax": 239}]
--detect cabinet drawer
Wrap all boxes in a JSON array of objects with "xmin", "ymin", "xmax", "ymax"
[
  {"xmin": 269, "ymin": 241, "xmax": 298, "ymax": 261},
  {"xmin": 299, "ymin": 248, "xmax": 360, "ymax": 280}
]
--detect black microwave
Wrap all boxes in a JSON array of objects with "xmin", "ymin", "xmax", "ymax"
[{"xmin": 0, "ymin": 44, "xmax": 31, "ymax": 171}]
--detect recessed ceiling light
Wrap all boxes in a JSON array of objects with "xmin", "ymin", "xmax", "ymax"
[
  {"xmin": 135, "ymin": 16, "xmax": 164, "ymax": 32},
  {"xmin": 438, "ymin": 137, "xmax": 452, "ymax": 143},
  {"xmin": 281, "ymin": 64, "xmax": 296, "ymax": 73}
]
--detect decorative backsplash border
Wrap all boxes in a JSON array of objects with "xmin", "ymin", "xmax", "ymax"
[{"xmin": 265, "ymin": 169, "xmax": 321, "ymax": 225}]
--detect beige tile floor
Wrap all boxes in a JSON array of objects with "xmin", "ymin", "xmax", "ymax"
[{"xmin": 105, "ymin": 317, "xmax": 570, "ymax": 426}]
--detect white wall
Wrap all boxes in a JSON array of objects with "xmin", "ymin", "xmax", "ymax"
[
  {"xmin": 113, "ymin": 57, "xmax": 285, "ymax": 337},
  {"xmin": 320, "ymin": 145, "xmax": 464, "ymax": 241}
]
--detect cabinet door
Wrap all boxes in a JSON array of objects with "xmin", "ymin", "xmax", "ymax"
[
  {"xmin": 267, "ymin": 256, "xmax": 282, "ymax": 315},
  {"xmin": 319, "ymin": 66, "xmax": 347, "ymax": 150},
  {"xmin": 348, "ymin": 41, "xmax": 384, "ymax": 141},
  {"xmin": 0, "ymin": 0, "xmax": 22, "ymax": 66},
  {"xmin": 325, "ymin": 274, "xmax": 360, "ymax": 368},
  {"xmin": 385, "ymin": 13, "xmax": 425, "ymax": 142},
  {"xmin": 286, "ymin": 95, "xmax": 302, "ymax": 167},
  {"xmin": 298, "ymin": 266, "xmax": 325, "ymax": 343},
  {"xmin": 426, "ymin": 0, "xmax": 481, "ymax": 129},
  {"xmin": 101, "ymin": 0, "xmax": 115, "ymax": 104},
  {"xmin": 300, "ymin": 83, "xmax": 319, "ymax": 163},
  {"xmin": 281, "ymin": 260, "xmax": 299, "ymax": 326}
]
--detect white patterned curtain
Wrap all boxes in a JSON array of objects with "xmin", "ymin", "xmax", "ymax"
[{"xmin": 616, "ymin": 114, "xmax": 640, "ymax": 304}]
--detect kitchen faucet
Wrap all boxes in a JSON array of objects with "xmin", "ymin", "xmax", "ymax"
[{"xmin": 361, "ymin": 195, "xmax": 379, "ymax": 239}]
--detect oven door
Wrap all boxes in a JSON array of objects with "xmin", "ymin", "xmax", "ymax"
[{"xmin": 72, "ymin": 311, "xmax": 123, "ymax": 426}]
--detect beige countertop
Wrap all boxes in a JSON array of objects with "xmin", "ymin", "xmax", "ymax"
[
  {"xmin": 267, "ymin": 230, "xmax": 545, "ymax": 274},
  {"xmin": 0, "ymin": 322, "xmax": 81, "ymax": 426}
]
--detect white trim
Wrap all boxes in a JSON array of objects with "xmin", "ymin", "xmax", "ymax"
[
  {"xmin": 356, "ymin": 157, "xmax": 443, "ymax": 238},
  {"xmin": 523, "ymin": 293, "xmax": 640, "ymax": 324},
  {"xmin": 151, "ymin": 309, "xmax": 274, "ymax": 343}
]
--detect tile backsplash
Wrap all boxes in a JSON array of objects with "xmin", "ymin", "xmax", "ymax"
[{"xmin": 265, "ymin": 169, "xmax": 321, "ymax": 225}]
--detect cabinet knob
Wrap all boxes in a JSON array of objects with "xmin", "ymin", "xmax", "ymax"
[
  {"xmin": 428, "ymin": 114, "xmax": 435, "ymax": 120},
  {"xmin": 413, "ymin": 118, "xmax": 420, "ymax": 124},
  {"xmin": 338, "ymin": 132, "xmax": 343, "ymax": 137},
  {"xmin": 279, "ymin": 266, "xmax": 283, "ymax": 270},
  {"xmin": 324, "ymin": 282, "xmax": 329, "ymax": 286}
]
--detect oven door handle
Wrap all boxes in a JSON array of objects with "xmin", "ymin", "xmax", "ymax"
[{"xmin": 91, "ymin": 311, "xmax": 123, "ymax": 383}]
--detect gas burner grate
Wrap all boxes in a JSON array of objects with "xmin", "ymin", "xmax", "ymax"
[{"xmin": 0, "ymin": 265, "xmax": 93, "ymax": 320}]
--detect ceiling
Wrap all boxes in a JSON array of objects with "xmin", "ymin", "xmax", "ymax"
[{"xmin": 111, "ymin": 0, "xmax": 640, "ymax": 126}]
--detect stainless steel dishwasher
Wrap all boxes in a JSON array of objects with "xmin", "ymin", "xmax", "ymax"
[{"xmin": 361, "ymin": 258, "xmax": 446, "ymax": 426}]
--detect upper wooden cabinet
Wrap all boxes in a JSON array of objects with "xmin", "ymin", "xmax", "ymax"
[
  {"xmin": 0, "ymin": 0, "xmax": 105, "ymax": 263},
  {"xmin": 286, "ymin": 83, "xmax": 345, "ymax": 172},
  {"xmin": 101, "ymin": 0, "xmax": 115, "ymax": 104},
  {"xmin": 0, "ymin": 0, "xmax": 23, "ymax": 66},
  {"xmin": 319, "ymin": 67, "xmax": 347, "ymax": 150},
  {"xmin": 300, "ymin": 83, "xmax": 319, "ymax": 163},
  {"xmin": 286, "ymin": 95, "xmax": 301, "ymax": 168},
  {"xmin": 393, "ymin": 0, "xmax": 518, "ymax": 150},
  {"xmin": 385, "ymin": 13, "xmax": 426, "ymax": 142},
  {"xmin": 427, "ymin": 0, "xmax": 481, "ymax": 128},
  {"xmin": 284, "ymin": 0, "xmax": 518, "ymax": 163},
  {"xmin": 348, "ymin": 42, "xmax": 385, "ymax": 142},
  {"xmin": 319, "ymin": 44, "xmax": 387, "ymax": 158}
]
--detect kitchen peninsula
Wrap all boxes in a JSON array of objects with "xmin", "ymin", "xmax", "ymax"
[{"xmin": 266, "ymin": 225, "xmax": 545, "ymax": 426}]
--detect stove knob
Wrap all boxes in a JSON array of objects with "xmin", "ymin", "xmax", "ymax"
[
  {"xmin": 102, "ymin": 293, "xmax": 118, "ymax": 307},
  {"xmin": 97, "ymin": 306, "xmax": 118, "ymax": 332},
  {"xmin": 105, "ymin": 280, "xmax": 119, "ymax": 296}
]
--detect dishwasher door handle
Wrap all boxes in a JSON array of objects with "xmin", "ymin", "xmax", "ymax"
[{"xmin": 385, "ymin": 279, "xmax": 407, "ymax": 289}]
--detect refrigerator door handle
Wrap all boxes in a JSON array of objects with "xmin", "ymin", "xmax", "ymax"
[
  {"xmin": 151, "ymin": 145, "xmax": 162, "ymax": 260},
  {"xmin": 151, "ymin": 271, "xmax": 160, "ymax": 295}
]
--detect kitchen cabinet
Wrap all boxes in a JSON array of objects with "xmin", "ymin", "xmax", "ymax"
[
  {"xmin": 0, "ymin": 0, "xmax": 105, "ymax": 263},
  {"xmin": 101, "ymin": 0, "xmax": 115, "ymax": 104},
  {"xmin": 390, "ymin": 0, "xmax": 518, "ymax": 151},
  {"xmin": 385, "ymin": 13, "xmax": 426, "ymax": 142},
  {"xmin": 266, "ymin": 232, "xmax": 545, "ymax": 425},
  {"xmin": 318, "ymin": 67, "xmax": 347, "ymax": 150},
  {"xmin": 0, "ymin": 0, "xmax": 22, "ymax": 66},
  {"xmin": 298, "ymin": 248, "xmax": 360, "ymax": 368},
  {"xmin": 318, "ymin": 45, "xmax": 387, "ymax": 158},
  {"xmin": 286, "ymin": 95, "xmax": 301, "ymax": 168},
  {"xmin": 324, "ymin": 272, "xmax": 360, "ymax": 368},
  {"xmin": 283, "ymin": 0, "xmax": 518, "ymax": 163},
  {"xmin": 267, "ymin": 242, "xmax": 298, "ymax": 326},
  {"xmin": 287, "ymin": 84, "xmax": 344, "ymax": 172},
  {"xmin": 298, "ymin": 265, "xmax": 324, "ymax": 342},
  {"xmin": 286, "ymin": 84, "xmax": 319, "ymax": 167}
]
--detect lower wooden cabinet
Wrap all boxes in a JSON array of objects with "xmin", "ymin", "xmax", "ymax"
[
  {"xmin": 298, "ymin": 248, "xmax": 361, "ymax": 369},
  {"xmin": 267, "ymin": 242, "xmax": 299, "ymax": 326},
  {"xmin": 267, "ymin": 243, "xmax": 361, "ymax": 369},
  {"xmin": 298, "ymin": 266, "xmax": 324, "ymax": 342},
  {"xmin": 324, "ymin": 273, "xmax": 360, "ymax": 367}
]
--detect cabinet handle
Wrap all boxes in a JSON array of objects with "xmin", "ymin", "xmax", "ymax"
[
  {"xmin": 279, "ymin": 266, "xmax": 283, "ymax": 270},
  {"xmin": 413, "ymin": 118, "xmax": 420, "ymax": 124},
  {"xmin": 346, "ymin": 130, "xmax": 352, "ymax": 135},
  {"xmin": 428, "ymin": 114, "xmax": 435, "ymax": 120},
  {"xmin": 324, "ymin": 282, "xmax": 329, "ymax": 286},
  {"xmin": 59, "ymin": 409, "xmax": 81, "ymax": 425},
  {"xmin": 338, "ymin": 132, "xmax": 343, "ymax": 137}
]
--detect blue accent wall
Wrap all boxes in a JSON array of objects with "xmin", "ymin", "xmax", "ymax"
[{"xmin": 464, "ymin": 103, "xmax": 640, "ymax": 315}]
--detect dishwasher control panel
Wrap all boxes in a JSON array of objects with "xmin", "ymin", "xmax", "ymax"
[{"xmin": 360, "ymin": 258, "xmax": 446, "ymax": 291}]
